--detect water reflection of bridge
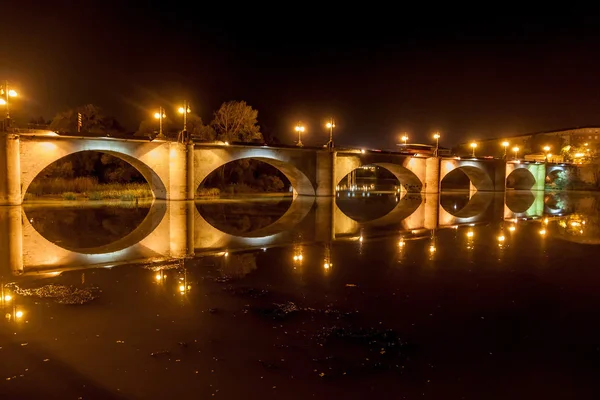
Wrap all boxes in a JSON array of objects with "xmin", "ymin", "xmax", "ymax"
[{"xmin": 0, "ymin": 191, "xmax": 559, "ymax": 277}]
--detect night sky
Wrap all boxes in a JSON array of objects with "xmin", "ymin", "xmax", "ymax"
[{"xmin": 2, "ymin": 6, "xmax": 600, "ymax": 149}]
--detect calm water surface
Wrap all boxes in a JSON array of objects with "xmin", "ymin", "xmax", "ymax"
[{"xmin": 1, "ymin": 192, "xmax": 600, "ymax": 399}]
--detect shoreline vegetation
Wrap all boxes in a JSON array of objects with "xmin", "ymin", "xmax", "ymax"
[{"xmin": 24, "ymin": 177, "xmax": 292, "ymax": 202}]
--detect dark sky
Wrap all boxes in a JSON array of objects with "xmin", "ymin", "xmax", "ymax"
[{"xmin": 2, "ymin": 5, "xmax": 600, "ymax": 149}]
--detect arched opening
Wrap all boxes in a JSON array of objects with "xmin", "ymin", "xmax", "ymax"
[
  {"xmin": 441, "ymin": 165, "xmax": 494, "ymax": 192},
  {"xmin": 546, "ymin": 169, "xmax": 563, "ymax": 185},
  {"xmin": 441, "ymin": 168, "xmax": 471, "ymax": 191},
  {"xmin": 24, "ymin": 150, "xmax": 161, "ymax": 201},
  {"xmin": 506, "ymin": 168, "xmax": 536, "ymax": 190},
  {"xmin": 336, "ymin": 164, "xmax": 401, "ymax": 193},
  {"xmin": 198, "ymin": 159, "xmax": 292, "ymax": 197}
]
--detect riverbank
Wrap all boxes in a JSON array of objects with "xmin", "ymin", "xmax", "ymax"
[{"xmin": 25, "ymin": 179, "xmax": 152, "ymax": 201}]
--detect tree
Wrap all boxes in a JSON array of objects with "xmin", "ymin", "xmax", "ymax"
[
  {"xmin": 187, "ymin": 114, "xmax": 216, "ymax": 141},
  {"xmin": 49, "ymin": 104, "xmax": 123, "ymax": 136},
  {"xmin": 211, "ymin": 101, "xmax": 263, "ymax": 143}
]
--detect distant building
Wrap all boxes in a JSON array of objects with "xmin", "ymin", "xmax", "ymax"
[{"xmin": 454, "ymin": 126, "xmax": 600, "ymax": 158}]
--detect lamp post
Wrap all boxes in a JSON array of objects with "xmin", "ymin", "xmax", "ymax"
[
  {"xmin": 470, "ymin": 142, "xmax": 477, "ymax": 157},
  {"xmin": 502, "ymin": 141, "xmax": 509, "ymax": 158},
  {"xmin": 433, "ymin": 132, "xmax": 440, "ymax": 156},
  {"xmin": 178, "ymin": 101, "xmax": 191, "ymax": 131},
  {"xmin": 295, "ymin": 121, "xmax": 305, "ymax": 147},
  {"xmin": 543, "ymin": 145, "xmax": 551, "ymax": 162},
  {"xmin": 512, "ymin": 146, "xmax": 520, "ymax": 160},
  {"xmin": 326, "ymin": 118, "xmax": 335, "ymax": 150},
  {"xmin": 178, "ymin": 101, "xmax": 191, "ymax": 143},
  {"xmin": 0, "ymin": 81, "xmax": 18, "ymax": 131},
  {"xmin": 154, "ymin": 107, "xmax": 166, "ymax": 138},
  {"xmin": 401, "ymin": 134, "xmax": 408, "ymax": 147}
]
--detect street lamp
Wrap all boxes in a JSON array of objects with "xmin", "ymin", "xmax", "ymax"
[
  {"xmin": 295, "ymin": 121, "xmax": 305, "ymax": 147},
  {"xmin": 1, "ymin": 81, "xmax": 18, "ymax": 131},
  {"xmin": 401, "ymin": 134, "xmax": 408, "ymax": 147},
  {"xmin": 543, "ymin": 145, "xmax": 551, "ymax": 162},
  {"xmin": 512, "ymin": 146, "xmax": 520, "ymax": 160},
  {"xmin": 433, "ymin": 132, "xmax": 440, "ymax": 156},
  {"xmin": 154, "ymin": 107, "xmax": 166, "ymax": 138},
  {"xmin": 326, "ymin": 118, "xmax": 335, "ymax": 150},
  {"xmin": 470, "ymin": 142, "xmax": 477, "ymax": 157},
  {"xmin": 177, "ymin": 101, "xmax": 191, "ymax": 143},
  {"xmin": 177, "ymin": 101, "xmax": 191, "ymax": 131},
  {"xmin": 502, "ymin": 141, "xmax": 509, "ymax": 157}
]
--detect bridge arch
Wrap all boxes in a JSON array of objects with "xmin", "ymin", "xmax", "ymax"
[
  {"xmin": 20, "ymin": 139, "xmax": 170, "ymax": 200},
  {"xmin": 440, "ymin": 160, "xmax": 495, "ymax": 191},
  {"xmin": 506, "ymin": 167, "xmax": 536, "ymax": 190},
  {"xmin": 335, "ymin": 158, "xmax": 424, "ymax": 193},
  {"xmin": 194, "ymin": 147, "xmax": 316, "ymax": 196}
]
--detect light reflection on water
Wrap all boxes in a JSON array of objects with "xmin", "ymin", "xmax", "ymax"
[{"xmin": 2, "ymin": 191, "xmax": 600, "ymax": 398}]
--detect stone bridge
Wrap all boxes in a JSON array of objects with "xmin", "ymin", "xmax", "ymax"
[
  {"xmin": 0, "ymin": 133, "xmax": 565, "ymax": 205},
  {"xmin": 0, "ymin": 191, "xmax": 556, "ymax": 277}
]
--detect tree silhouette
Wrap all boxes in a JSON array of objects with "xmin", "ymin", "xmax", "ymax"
[{"xmin": 211, "ymin": 101, "xmax": 263, "ymax": 143}]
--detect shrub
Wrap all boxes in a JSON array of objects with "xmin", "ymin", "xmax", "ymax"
[
  {"xmin": 62, "ymin": 192, "xmax": 77, "ymax": 200},
  {"xmin": 197, "ymin": 187, "xmax": 221, "ymax": 197},
  {"xmin": 88, "ymin": 192, "xmax": 103, "ymax": 200}
]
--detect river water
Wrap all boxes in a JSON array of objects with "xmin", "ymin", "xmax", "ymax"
[{"xmin": 1, "ymin": 191, "xmax": 600, "ymax": 399}]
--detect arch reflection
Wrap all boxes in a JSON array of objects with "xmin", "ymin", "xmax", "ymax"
[{"xmin": 0, "ymin": 190, "xmax": 588, "ymax": 277}]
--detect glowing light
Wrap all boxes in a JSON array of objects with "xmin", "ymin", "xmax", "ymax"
[
  {"xmin": 433, "ymin": 133, "xmax": 440, "ymax": 139},
  {"xmin": 584, "ymin": 143, "xmax": 589, "ymax": 146},
  {"xmin": 571, "ymin": 221, "xmax": 581, "ymax": 227},
  {"xmin": 15, "ymin": 311, "xmax": 23, "ymax": 318},
  {"xmin": 429, "ymin": 245, "xmax": 436, "ymax": 253},
  {"xmin": 512, "ymin": 146, "xmax": 519, "ymax": 153},
  {"xmin": 574, "ymin": 153, "xmax": 585, "ymax": 158},
  {"xmin": 298, "ymin": 254, "xmax": 303, "ymax": 261},
  {"xmin": 155, "ymin": 273, "xmax": 162, "ymax": 281},
  {"xmin": 8, "ymin": 89, "xmax": 17, "ymax": 97},
  {"xmin": 401, "ymin": 135, "xmax": 408, "ymax": 142},
  {"xmin": 470, "ymin": 142, "xmax": 477, "ymax": 148},
  {"xmin": 323, "ymin": 263, "xmax": 330, "ymax": 269},
  {"xmin": 0, "ymin": 99, "xmax": 5, "ymax": 105},
  {"xmin": 179, "ymin": 285, "xmax": 185, "ymax": 292},
  {"xmin": 466, "ymin": 230, "xmax": 474, "ymax": 238},
  {"xmin": 154, "ymin": 112, "xmax": 161, "ymax": 119},
  {"xmin": 224, "ymin": 141, "xmax": 229, "ymax": 146},
  {"xmin": 543, "ymin": 218, "xmax": 549, "ymax": 225},
  {"xmin": 361, "ymin": 149, "xmax": 365, "ymax": 153},
  {"xmin": 326, "ymin": 122, "xmax": 335, "ymax": 128},
  {"xmin": 539, "ymin": 229, "xmax": 546, "ymax": 236},
  {"xmin": 178, "ymin": 106, "xmax": 191, "ymax": 114},
  {"xmin": 295, "ymin": 125, "xmax": 305, "ymax": 132},
  {"xmin": 224, "ymin": 252, "xmax": 229, "ymax": 257},
  {"xmin": 359, "ymin": 236, "xmax": 363, "ymax": 242},
  {"xmin": 543, "ymin": 145, "xmax": 551, "ymax": 152},
  {"xmin": 497, "ymin": 235, "xmax": 505, "ymax": 242},
  {"xmin": 4, "ymin": 295, "xmax": 12, "ymax": 302},
  {"xmin": 398, "ymin": 240, "xmax": 405, "ymax": 247},
  {"xmin": 502, "ymin": 141, "xmax": 509, "ymax": 147},
  {"xmin": 509, "ymin": 226, "xmax": 516, "ymax": 232}
]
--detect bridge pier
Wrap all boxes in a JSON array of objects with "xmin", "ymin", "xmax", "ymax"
[
  {"xmin": 316, "ymin": 151, "xmax": 336, "ymax": 196},
  {"xmin": 0, "ymin": 206, "xmax": 23, "ymax": 276},
  {"xmin": 425, "ymin": 157, "xmax": 441, "ymax": 194},
  {"xmin": 0, "ymin": 134, "xmax": 21, "ymax": 205}
]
